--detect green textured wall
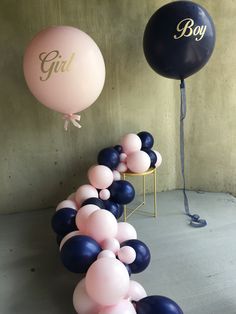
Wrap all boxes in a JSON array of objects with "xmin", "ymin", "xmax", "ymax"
[{"xmin": 0, "ymin": 0, "xmax": 235, "ymax": 213}]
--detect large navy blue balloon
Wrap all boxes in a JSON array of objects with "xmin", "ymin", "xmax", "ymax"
[
  {"xmin": 97, "ymin": 147, "xmax": 120, "ymax": 170},
  {"xmin": 109, "ymin": 180, "xmax": 135, "ymax": 205},
  {"xmin": 142, "ymin": 148, "xmax": 157, "ymax": 167},
  {"xmin": 138, "ymin": 131, "xmax": 154, "ymax": 149},
  {"xmin": 143, "ymin": 1, "xmax": 216, "ymax": 80},
  {"xmin": 135, "ymin": 295, "xmax": 184, "ymax": 314},
  {"xmin": 121, "ymin": 239, "xmax": 151, "ymax": 273},
  {"xmin": 113, "ymin": 145, "xmax": 123, "ymax": 154},
  {"xmin": 81, "ymin": 197, "xmax": 104, "ymax": 209},
  {"xmin": 51, "ymin": 208, "xmax": 77, "ymax": 236},
  {"xmin": 103, "ymin": 200, "xmax": 124, "ymax": 219},
  {"xmin": 60, "ymin": 235, "xmax": 101, "ymax": 273}
]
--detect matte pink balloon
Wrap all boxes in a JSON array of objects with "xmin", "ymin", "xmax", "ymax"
[
  {"xmin": 73, "ymin": 278, "xmax": 101, "ymax": 314},
  {"xmin": 99, "ymin": 189, "xmax": 111, "ymax": 200},
  {"xmin": 126, "ymin": 151, "xmax": 151, "ymax": 173},
  {"xmin": 117, "ymin": 246, "xmax": 136, "ymax": 264},
  {"xmin": 85, "ymin": 258, "xmax": 130, "ymax": 306},
  {"xmin": 121, "ymin": 133, "xmax": 142, "ymax": 155},
  {"xmin": 116, "ymin": 222, "xmax": 137, "ymax": 244},
  {"xmin": 67, "ymin": 192, "xmax": 76, "ymax": 201},
  {"xmin": 120, "ymin": 153, "xmax": 127, "ymax": 162},
  {"xmin": 112, "ymin": 170, "xmax": 121, "ymax": 181},
  {"xmin": 75, "ymin": 184, "xmax": 98, "ymax": 207},
  {"xmin": 101, "ymin": 238, "xmax": 120, "ymax": 254},
  {"xmin": 127, "ymin": 280, "xmax": 147, "ymax": 302},
  {"xmin": 98, "ymin": 300, "xmax": 136, "ymax": 314},
  {"xmin": 86, "ymin": 210, "xmax": 118, "ymax": 243},
  {"xmin": 97, "ymin": 250, "xmax": 116, "ymax": 259},
  {"xmin": 59, "ymin": 230, "xmax": 81, "ymax": 251},
  {"xmin": 23, "ymin": 26, "xmax": 105, "ymax": 115},
  {"xmin": 116, "ymin": 162, "xmax": 128, "ymax": 173},
  {"xmin": 153, "ymin": 150, "xmax": 162, "ymax": 168},
  {"xmin": 56, "ymin": 199, "xmax": 78, "ymax": 211},
  {"xmin": 88, "ymin": 165, "xmax": 114, "ymax": 189},
  {"xmin": 76, "ymin": 204, "xmax": 100, "ymax": 233}
]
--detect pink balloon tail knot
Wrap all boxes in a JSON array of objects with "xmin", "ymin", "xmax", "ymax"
[{"xmin": 63, "ymin": 114, "xmax": 82, "ymax": 131}]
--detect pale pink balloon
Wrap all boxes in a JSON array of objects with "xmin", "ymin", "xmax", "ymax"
[
  {"xmin": 117, "ymin": 246, "xmax": 136, "ymax": 264},
  {"xmin": 121, "ymin": 134, "xmax": 142, "ymax": 155},
  {"xmin": 85, "ymin": 258, "xmax": 130, "ymax": 306},
  {"xmin": 112, "ymin": 170, "xmax": 121, "ymax": 181},
  {"xmin": 86, "ymin": 210, "xmax": 118, "ymax": 243},
  {"xmin": 153, "ymin": 150, "xmax": 162, "ymax": 168},
  {"xmin": 75, "ymin": 184, "xmax": 98, "ymax": 207},
  {"xmin": 67, "ymin": 192, "xmax": 76, "ymax": 201},
  {"xmin": 73, "ymin": 278, "xmax": 101, "ymax": 314},
  {"xmin": 76, "ymin": 204, "xmax": 100, "ymax": 233},
  {"xmin": 23, "ymin": 26, "xmax": 105, "ymax": 115},
  {"xmin": 120, "ymin": 153, "xmax": 127, "ymax": 162},
  {"xmin": 127, "ymin": 280, "xmax": 147, "ymax": 302},
  {"xmin": 116, "ymin": 222, "xmax": 137, "ymax": 244},
  {"xmin": 88, "ymin": 165, "xmax": 114, "ymax": 189},
  {"xmin": 59, "ymin": 230, "xmax": 81, "ymax": 251},
  {"xmin": 126, "ymin": 151, "xmax": 150, "ymax": 173},
  {"xmin": 101, "ymin": 238, "xmax": 120, "ymax": 254},
  {"xmin": 99, "ymin": 189, "xmax": 111, "ymax": 200},
  {"xmin": 98, "ymin": 300, "xmax": 136, "ymax": 314},
  {"xmin": 97, "ymin": 250, "xmax": 116, "ymax": 259},
  {"xmin": 116, "ymin": 162, "xmax": 128, "ymax": 173},
  {"xmin": 56, "ymin": 199, "xmax": 78, "ymax": 211}
]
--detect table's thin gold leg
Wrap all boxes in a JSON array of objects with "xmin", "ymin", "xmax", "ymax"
[
  {"xmin": 154, "ymin": 168, "xmax": 157, "ymax": 217},
  {"xmin": 143, "ymin": 175, "xmax": 146, "ymax": 205}
]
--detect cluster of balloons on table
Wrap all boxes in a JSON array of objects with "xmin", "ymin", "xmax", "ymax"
[{"xmin": 51, "ymin": 130, "xmax": 183, "ymax": 313}]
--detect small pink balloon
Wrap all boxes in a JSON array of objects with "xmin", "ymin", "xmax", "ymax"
[
  {"xmin": 56, "ymin": 199, "xmax": 78, "ymax": 211},
  {"xmin": 75, "ymin": 184, "xmax": 98, "ymax": 207},
  {"xmin": 117, "ymin": 246, "xmax": 136, "ymax": 264},
  {"xmin": 67, "ymin": 192, "xmax": 76, "ymax": 201},
  {"xmin": 127, "ymin": 280, "xmax": 147, "ymax": 302},
  {"xmin": 88, "ymin": 165, "xmax": 114, "ymax": 189},
  {"xmin": 112, "ymin": 170, "xmax": 121, "ymax": 181},
  {"xmin": 98, "ymin": 300, "xmax": 136, "ymax": 314},
  {"xmin": 99, "ymin": 189, "xmax": 111, "ymax": 200},
  {"xmin": 86, "ymin": 210, "xmax": 118, "ymax": 243},
  {"xmin": 120, "ymin": 153, "xmax": 127, "ymax": 162},
  {"xmin": 126, "ymin": 151, "xmax": 150, "ymax": 173},
  {"xmin": 85, "ymin": 258, "xmax": 130, "ymax": 306},
  {"xmin": 116, "ymin": 222, "xmax": 137, "ymax": 243},
  {"xmin": 60, "ymin": 230, "xmax": 81, "ymax": 251},
  {"xmin": 73, "ymin": 278, "xmax": 101, "ymax": 314},
  {"xmin": 101, "ymin": 238, "xmax": 120, "ymax": 254},
  {"xmin": 97, "ymin": 250, "xmax": 116, "ymax": 259},
  {"xmin": 116, "ymin": 162, "xmax": 128, "ymax": 173},
  {"xmin": 121, "ymin": 133, "xmax": 142, "ymax": 155},
  {"xmin": 153, "ymin": 150, "xmax": 162, "ymax": 168},
  {"xmin": 76, "ymin": 204, "xmax": 100, "ymax": 232}
]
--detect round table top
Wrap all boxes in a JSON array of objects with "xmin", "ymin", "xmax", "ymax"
[{"xmin": 122, "ymin": 167, "xmax": 156, "ymax": 176}]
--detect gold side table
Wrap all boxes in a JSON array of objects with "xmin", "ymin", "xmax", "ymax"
[{"xmin": 122, "ymin": 167, "xmax": 157, "ymax": 221}]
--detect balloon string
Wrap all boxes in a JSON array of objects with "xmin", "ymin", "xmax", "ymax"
[
  {"xmin": 180, "ymin": 79, "xmax": 207, "ymax": 228},
  {"xmin": 63, "ymin": 114, "xmax": 82, "ymax": 131}
]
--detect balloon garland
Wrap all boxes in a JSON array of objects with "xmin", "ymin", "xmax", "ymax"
[{"xmin": 52, "ymin": 131, "xmax": 183, "ymax": 313}]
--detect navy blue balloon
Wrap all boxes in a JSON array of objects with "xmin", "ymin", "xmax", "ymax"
[
  {"xmin": 103, "ymin": 200, "xmax": 124, "ymax": 219},
  {"xmin": 51, "ymin": 208, "xmax": 77, "ymax": 236},
  {"xmin": 113, "ymin": 145, "xmax": 123, "ymax": 154},
  {"xmin": 142, "ymin": 148, "xmax": 157, "ymax": 167},
  {"xmin": 135, "ymin": 295, "xmax": 184, "ymax": 314},
  {"xmin": 109, "ymin": 180, "xmax": 135, "ymax": 205},
  {"xmin": 82, "ymin": 197, "xmax": 104, "ymax": 209},
  {"xmin": 97, "ymin": 147, "xmax": 120, "ymax": 170},
  {"xmin": 138, "ymin": 131, "xmax": 154, "ymax": 149},
  {"xmin": 60, "ymin": 235, "xmax": 102, "ymax": 273},
  {"xmin": 121, "ymin": 239, "xmax": 151, "ymax": 273},
  {"xmin": 143, "ymin": 1, "xmax": 216, "ymax": 80}
]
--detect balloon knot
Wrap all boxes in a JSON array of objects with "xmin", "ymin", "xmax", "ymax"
[{"xmin": 63, "ymin": 113, "xmax": 82, "ymax": 131}]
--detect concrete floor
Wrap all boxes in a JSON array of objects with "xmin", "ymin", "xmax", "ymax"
[{"xmin": 0, "ymin": 190, "xmax": 236, "ymax": 314}]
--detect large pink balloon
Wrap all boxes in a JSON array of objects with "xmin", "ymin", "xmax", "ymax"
[
  {"xmin": 75, "ymin": 184, "xmax": 98, "ymax": 207},
  {"xmin": 56, "ymin": 199, "xmax": 78, "ymax": 211},
  {"xmin": 98, "ymin": 300, "xmax": 136, "ymax": 314},
  {"xmin": 116, "ymin": 222, "xmax": 137, "ymax": 243},
  {"xmin": 73, "ymin": 278, "xmax": 101, "ymax": 314},
  {"xmin": 88, "ymin": 165, "xmax": 114, "ymax": 189},
  {"xmin": 86, "ymin": 210, "xmax": 118, "ymax": 243},
  {"xmin": 75, "ymin": 204, "xmax": 100, "ymax": 233},
  {"xmin": 127, "ymin": 280, "xmax": 147, "ymax": 302},
  {"xmin": 85, "ymin": 258, "xmax": 130, "ymax": 306},
  {"xmin": 153, "ymin": 150, "xmax": 162, "ymax": 168},
  {"xmin": 121, "ymin": 133, "xmax": 142, "ymax": 155},
  {"xmin": 126, "ymin": 151, "xmax": 151, "ymax": 173},
  {"xmin": 23, "ymin": 26, "xmax": 105, "ymax": 115}
]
